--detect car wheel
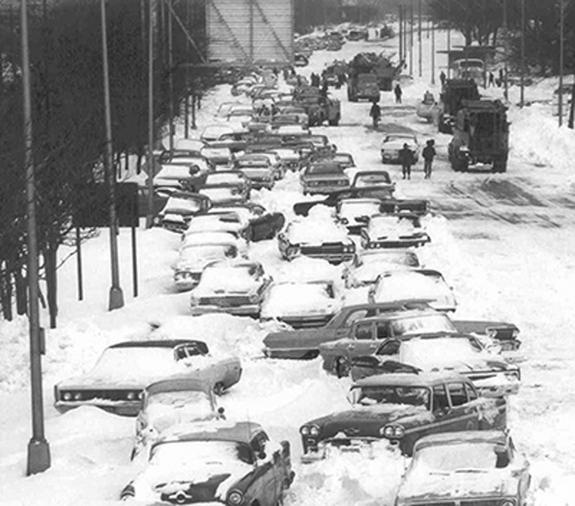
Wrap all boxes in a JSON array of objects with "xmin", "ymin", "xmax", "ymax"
[
  {"xmin": 335, "ymin": 356, "xmax": 350, "ymax": 378},
  {"xmin": 214, "ymin": 382, "xmax": 225, "ymax": 396}
]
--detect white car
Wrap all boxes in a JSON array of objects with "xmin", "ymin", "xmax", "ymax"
[
  {"xmin": 200, "ymin": 125, "xmax": 235, "ymax": 143},
  {"xmin": 200, "ymin": 146, "xmax": 233, "ymax": 168},
  {"xmin": 190, "ymin": 261, "xmax": 272, "ymax": 317},
  {"xmin": 152, "ymin": 163, "xmax": 205, "ymax": 193},
  {"xmin": 395, "ymin": 431, "xmax": 530, "ymax": 506},
  {"xmin": 360, "ymin": 213, "xmax": 430, "ymax": 249},
  {"xmin": 336, "ymin": 198, "xmax": 382, "ymax": 234},
  {"xmin": 380, "ymin": 132, "xmax": 420, "ymax": 164},
  {"xmin": 132, "ymin": 377, "xmax": 223, "ymax": 459},
  {"xmin": 368, "ymin": 269, "xmax": 457, "ymax": 312},
  {"xmin": 260, "ymin": 280, "xmax": 341, "ymax": 328},
  {"xmin": 175, "ymin": 138, "xmax": 206, "ymax": 152},
  {"xmin": 184, "ymin": 214, "xmax": 246, "ymax": 237},
  {"xmin": 345, "ymin": 249, "xmax": 421, "ymax": 287},
  {"xmin": 173, "ymin": 242, "xmax": 240, "ymax": 291},
  {"xmin": 181, "ymin": 230, "xmax": 248, "ymax": 256}
]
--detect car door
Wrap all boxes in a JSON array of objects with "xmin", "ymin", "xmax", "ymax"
[
  {"xmin": 347, "ymin": 321, "xmax": 378, "ymax": 357},
  {"xmin": 445, "ymin": 381, "xmax": 479, "ymax": 431}
]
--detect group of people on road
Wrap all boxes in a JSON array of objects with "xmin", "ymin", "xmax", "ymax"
[
  {"xmin": 398, "ymin": 140, "xmax": 436, "ymax": 180},
  {"xmin": 367, "ymin": 82, "xmax": 436, "ymax": 179}
]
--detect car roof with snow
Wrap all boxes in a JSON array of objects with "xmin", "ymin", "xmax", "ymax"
[
  {"xmin": 351, "ymin": 308, "xmax": 448, "ymax": 324},
  {"xmin": 145, "ymin": 376, "xmax": 213, "ymax": 396},
  {"xmin": 353, "ymin": 371, "xmax": 473, "ymax": 388},
  {"xmin": 156, "ymin": 421, "xmax": 264, "ymax": 445},
  {"xmin": 109, "ymin": 340, "xmax": 201, "ymax": 349}
]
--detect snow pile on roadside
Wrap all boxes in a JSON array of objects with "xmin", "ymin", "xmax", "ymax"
[{"xmin": 509, "ymin": 103, "xmax": 575, "ymax": 180}]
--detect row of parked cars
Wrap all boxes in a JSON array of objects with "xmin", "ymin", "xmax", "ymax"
[{"xmin": 54, "ymin": 62, "xmax": 531, "ymax": 505}]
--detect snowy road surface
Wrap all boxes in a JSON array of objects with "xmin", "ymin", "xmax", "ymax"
[{"xmin": 1, "ymin": 30, "xmax": 575, "ymax": 506}]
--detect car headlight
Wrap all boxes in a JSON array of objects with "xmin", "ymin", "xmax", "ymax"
[
  {"xmin": 500, "ymin": 501, "xmax": 515, "ymax": 506},
  {"xmin": 340, "ymin": 217, "xmax": 349, "ymax": 225},
  {"xmin": 63, "ymin": 392, "xmax": 72, "ymax": 401},
  {"xmin": 227, "ymin": 490, "xmax": 244, "ymax": 505},
  {"xmin": 73, "ymin": 392, "xmax": 82, "ymax": 401},
  {"xmin": 309, "ymin": 425, "xmax": 320, "ymax": 437},
  {"xmin": 380, "ymin": 424, "xmax": 404, "ymax": 439},
  {"xmin": 300, "ymin": 426, "xmax": 310, "ymax": 436},
  {"xmin": 126, "ymin": 391, "xmax": 138, "ymax": 401},
  {"xmin": 190, "ymin": 295, "xmax": 199, "ymax": 306}
]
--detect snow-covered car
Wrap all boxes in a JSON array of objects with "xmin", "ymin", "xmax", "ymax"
[
  {"xmin": 189, "ymin": 261, "xmax": 272, "ymax": 317},
  {"xmin": 369, "ymin": 270, "xmax": 457, "ymax": 312},
  {"xmin": 154, "ymin": 192, "xmax": 212, "ymax": 233},
  {"xmin": 349, "ymin": 170, "xmax": 396, "ymax": 199},
  {"xmin": 360, "ymin": 213, "xmax": 430, "ymax": 249},
  {"xmin": 200, "ymin": 124, "xmax": 235, "ymax": 143},
  {"xmin": 260, "ymin": 280, "xmax": 341, "ymax": 328},
  {"xmin": 173, "ymin": 242, "xmax": 240, "ymax": 291},
  {"xmin": 380, "ymin": 133, "xmax": 420, "ymax": 164},
  {"xmin": 345, "ymin": 249, "xmax": 421, "ymax": 287},
  {"xmin": 54, "ymin": 340, "xmax": 242, "ymax": 416},
  {"xmin": 152, "ymin": 162, "xmax": 209, "ymax": 195},
  {"xmin": 234, "ymin": 156, "xmax": 275, "ymax": 190},
  {"xmin": 318, "ymin": 309, "xmax": 460, "ymax": 375},
  {"xmin": 121, "ymin": 421, "xmax": 295, "ymax": 505},
  {"xmin": 300, "ymin": 161, "xmax": 350, "ymax": 195},
  {"xmin": 350, "ymin": 334, "xmax": 521, "ymax": 396},
  {"xmin": 299, "ymin": 372, "xmax": 507, "ymax": 459},
  {"xmin": 269, "ymin": 147, "xmax": 302, "ymax": 172},
  {"xmin": 395, "ymin": 431, "xmax": 531, "ymax": 506},
  {"xmin": 336, "ymin": 198, "xmax": 382, "ymax": 234},
  {"xmin": 199, "ymin": 171, "xmax": 250, "ymax": 205},
  {"xmin": 200, "ymin": 146, "xmax": 233, "ymax": 168},
  {"xmin": 175, "ymin": 138, "xmax": 206, "ymax": 152},
  {"xmin": 278, "ymin": 213, "xmax": 356, "ymax": 264},
  {"xmin": 184, "ymin": 213, "xmax": 247, "ymax": 238},
  {"xmin": 415, "ymin": 92, "xmax": 438, "ymax": 123},
  {"xmin": 263, "ymin": 301, "xmax": 432, "ymax": 360},
  {"xmin": 132, "ymin": 377, "xmax": 223, "ymax": 458},
  {"xmin": 216, "ymin": 101, "xmax": 244, "ymax": 118}
]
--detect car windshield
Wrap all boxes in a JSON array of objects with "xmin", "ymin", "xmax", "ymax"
[
  {"xmin": 360, "ymin": 251, "xmax": 419, "ymax": 267},
  {"xmin": 355, "ymin": 385, "xmax": 430, "ymax": 409},
  {"xmin": 178, "ymin": 245, "xmax": 233, "ymax": 263},
  {"xmin": 148, "ymin": 390, "xmax": 212, "ymax": 411},
  {"xmin": 307, "ymin": 164, "xmax": 342, "ymax": 175},
  {"xmin": 198, "ymin": 265, "xmax": 258, "ymax": 292},
  {"xmin": 370, "ymin": 216, "xmax": 416, "ymax": 234},
  {"xmin": 414, "ymin": 442, "xmax": 504, "ymax": 471},
  {"xmin": 385, "ymin": 135, "xmax": 415, "ymax": 143},
  {"xmin": 401, "ymin": 338, "xmax": 484, "ymax": 367},
  {"xmin": 150, "ymin": 440, "xmax": 254, "ymax": 466},
  {"xmin": 374, "ymin": 273, "xmax": 449, "ymax": 301},
  {"xmin": 339, "ymin": 200, "xmax": 380, "ymax": 218},
  {"xmin": 237, "ymin": 159, "xmax": 270, "ymax": 168},
  {"xmin": 156, "ymin": 166, "xmax": 193, "ymax": 180},
  {"xmin": 391, "ymin": 314, "xmax": 457, "ymax": 336},
  {"xmin": 353, "ymin": 173, "xmax": 391, "ymax": 187},
  {"xmin": 206, "ymin": 174, "xmax": 242, "ymax": 185},
  {"xmin": 164, "ymin": 197, "xmax": 203, "ymax": 215}
]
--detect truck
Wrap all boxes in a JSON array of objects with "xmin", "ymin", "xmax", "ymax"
[
  {"xmin": 448, "ymin": 99, "xmax": 509, "ymax": 173},
  {"xmin": 437, "ymin": 78, "xmax": 480, "ymax": 133},
  {"xmin": 293, "ymin": 86, "xmax": 341, "ymax": 126}
]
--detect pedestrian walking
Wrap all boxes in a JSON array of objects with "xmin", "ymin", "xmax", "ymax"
[
  {"xmin": 498, "ymin": 68, "xmax": 504, "ymax": 88},
  {"xmin": 439, "ymin": 70, "xmax": 446, "ymax": 86},
  {"xmin": 369, "ymin": 100, "xmax": 381, "ymax": 129},
  {"xmin": 488, "ymin": 72, "xmax": 495, "ymax": 87},
  {"xmin": 399, "ymin": 143, "xmax": 415, "ymax": 180},
  {"xmin": 422, "ymin": 139, "xmax": 436, "ymax": 179},
  {"xmin": 394, "ymin": 83, "xmax": 403, "ymax": 104}
]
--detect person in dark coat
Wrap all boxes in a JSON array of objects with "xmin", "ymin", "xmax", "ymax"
[
  {"xmin": 439, "ymin": 70, "xmax": 446, "ymax": 86},
  {"xmin": 422, "ymin": 139, "xmax": 436, "ymax": 179},
  {"xmin": 394, "ymin": 83, "xmax": 403, "ymax": 104},
  {"xmin": 399, "ymin": 143, "xmax": 415, "ymax": 180},
  {"xmin": 489, "ymin": 72, "xmax": 495, "ymax": 87},
  {"xmin": 369, "ymin": 100, "xmax": 381, "ymax": 128}
]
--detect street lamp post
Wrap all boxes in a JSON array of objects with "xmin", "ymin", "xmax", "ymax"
[
  {"xmin": 558, "ymin": 0, "xmax": 565, "ymax": 125},
  {"xmin": 520, "ymin": 0, "xmax": 526, "ymax": 108},
  {"xmin": 22, "ymin": 0, "xmax": 51, "ymax": 475}
]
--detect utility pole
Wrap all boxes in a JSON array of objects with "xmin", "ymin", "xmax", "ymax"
[
  {"xmin": 431, "ymin": 20, "xmax": 435, "ymax": 85},
  {"xmin": 146, "ymin": 0, "xmax": 156, "ymax": 229},
  {"xmin": 101, "ymin": 0, "xmax": 124, "ymax": 310},
  {"xmin": 558, "ymin": 0, "xmax": 565, "ymax": 125},
  {"xmin": 22, "ymin": 0, "xmax": 51, "ymax": 475},
  {"xmin": 409, "ymin": 2, "xmax": 414, "ymax": 76},
  {"xmin": 167, "ymin": 0, "xmax": 174, "ymax": 151},
  {"xmin": 398, "ymin": 4, "xmax": 403, "ymax": 64},
  {"xmin": 418, "ymin": 0, "xmax": 422, "ymax": 78},
  {"xmin": 447, "ymin": 25, "xmax": 451, "ymax": 78},
  {"xmin": 503, "ymin": 0, "xmax": 509, "ymax": 101},
  {"xmin": 520, "ymin": 0, "xmax": 526, "ymax": 108}
]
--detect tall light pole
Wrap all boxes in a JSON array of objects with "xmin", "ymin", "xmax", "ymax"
[
  {"xmin": 558, "ymin": 0, "xmax": 565, "ymax": 125},
  {"xmin": 418, "ymin": 0, "xmax": 422, "ymax": 78},
  {"xmin": 520, "ymin": 0, "xmax": 526, "ymax": 108},
  {"xmin": 431, "ymin": 19, "xmax": 435, "ymax": 85},
  {"xmin": 101, "ymin": 0, "xmax": 124, "ymax": 311},
  {"xmin": 503, "ymin": 0, "xmax": 509, "ymax": 101},
  {"xmin": 22, "ymin": 0, "xmax": 51, "ymax": 475},
  {"xmin": 146, "ymin": 0, "xmax": 156, "ymax": 229},
  {"xmin": 447, "ymin": 25, "xmax": 451, "ymax": 78}
]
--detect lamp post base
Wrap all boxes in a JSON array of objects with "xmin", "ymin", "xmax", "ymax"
[
  {"xmin": 108, "ymin": 286, "xmax": 124, "ymax": 311},
  {"xmin": 27, "ymin": 438, "xmax": 51, "ymax": 475}
]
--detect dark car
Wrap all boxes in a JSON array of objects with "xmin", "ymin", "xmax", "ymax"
[
  {"xmin": 263, "ymin": 301, "xmax": 431, "ymax": 359},
  {"xmin": 122, "ymin": 421, "xmax": 295, "ymax": 505},
  {"xmin": 54, "ymin": 340, "xmax": 242, "ymax": 416},
  {"xmin": 300, "ymin": 162, "xmax": 351, "ymax": 195},
  {"xmin": 154, "ymin": 191, "xmax": 212, "ymax": 233},
  {"xmin": 299, "ymin": 372, "xmax": 507, "ymax": 459}
]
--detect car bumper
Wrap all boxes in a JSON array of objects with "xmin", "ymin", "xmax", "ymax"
[
  {"xmin": 300, "ymin": 250, "xmax": 356, "ymax": 264},
  {"xmin": 303, "ymin": 184, "xmax": 351, "ymax": 195},
  {"xmin": 54, "ymin": 400, "xmax": 141, "ymax": 417},
  {"xmin": 363, "ymin": 238, "xmax": 430, "ymax": 249},
  {"xmin": 263, "ymin": 347, "xmax": 320, "ymax": 359},
  {"xmin": 190, "ymin": 304, "xmax": 260, "ymax": 317},
  {"xmin": 174, "ymin": 277, "xmax": 201, "ymax": 292}
]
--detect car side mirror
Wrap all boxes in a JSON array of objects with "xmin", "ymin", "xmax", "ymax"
[{"xmin": 218, "ymin": 406, "xmax": 226, "ymax": 418}]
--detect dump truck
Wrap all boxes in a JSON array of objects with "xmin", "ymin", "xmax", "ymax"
[
  {"xmin": 346, "ymin": 53, "xmax": 400, "ymax": 100},
  {"xmin": 448, "ymin": 99, "xmax": 509, "ymax": 173},
  {"xmin": 293, "ymin": 86, "xmax": 341, "ymax": 126},
  {"xmin": 437, "ymin": 79, "xmax": 480, "ymax": 133}
]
